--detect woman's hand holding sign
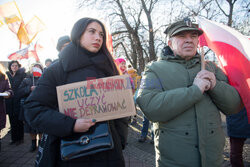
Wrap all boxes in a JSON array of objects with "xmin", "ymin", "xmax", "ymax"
[{"xmin": 73, "ymin": 118, "xmax": 96, "ymax": 133}]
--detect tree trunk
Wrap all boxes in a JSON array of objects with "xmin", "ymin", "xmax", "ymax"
[{"xmin": 141, "ymin": 0, "xmax": 157, "ymax": 61}]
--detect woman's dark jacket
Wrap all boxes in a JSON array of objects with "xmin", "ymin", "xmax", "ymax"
[
  {"xmin": 5, "ymin": 68, "xmax": 26, "ymax": 116},
  {"xmin": 24, "ymin": 42, "xmax": 128, "ymax": 167},
  {"xmin": 226, "ymin": 107, "xmax": 250, "ymax": 138},
  {"xmin": 0, "ymin": 78, "xmax": 13, "ymax": 130}
]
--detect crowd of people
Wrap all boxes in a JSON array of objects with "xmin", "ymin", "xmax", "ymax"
[{"xmin": 0, "ymin": 16, "xmax": 249, "ymax": 167}]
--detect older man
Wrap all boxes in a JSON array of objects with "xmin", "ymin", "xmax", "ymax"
[{"xmin": 136, "ymin": 17, "xmax": 242, "ymax": 167}]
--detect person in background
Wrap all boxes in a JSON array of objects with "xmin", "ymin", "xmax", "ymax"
[
  {"xmin": 18, "ymin": 63, "xmax": 44, "ymax": 152},
  {"xmin": 134, "ymin": 86, "xmax": 154, "ymax": 144},
  {"xmin": 56, "ymin": 35, "xmax": 71, "ymax": 52},
  {"xmin": 44, "ymin": 58, "xmax": 52, "ymax": 69},
  {"xmin": 0, "ymin": 64, "xmax": 13, "ymax": 151},
  {"xmin": 115, "ymin": 58, "xmax": 127, "ymax": 75},
  {"xmin": 24, "ymin": 17, "xmax": 128, "ymax": 166},
  {"xmin": 137, "ymin": 115, "xmax": 154, "ymax": 144},
  {"xmin": 136, "ymin": 17, "xmax": 242, "ymax": 167},
  {"xmin": 226, "ymin": 107, "xmax": 250, "ymax": 167},
  {"xmin": 51, "ymin": 35, "xmax": 71, "ymax": 64},
  {"xmin": 5, "ymin": 60, "xmax": 26, "ymax": 145},
  {"xmin": 115, "ymin": 58, "xmax": 137, "ymax": 125},
  {"xmin": 127, "ymin": 66, "xmax": 153, "ymax": 143},
  {"xmin": 127, "ymin": 66, "xmax": 141, "ymax": 90}
]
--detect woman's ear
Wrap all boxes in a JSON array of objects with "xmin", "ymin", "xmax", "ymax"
[{"xmin": 168, "ymin": 38, "xmax": 172, "ymax": 49}]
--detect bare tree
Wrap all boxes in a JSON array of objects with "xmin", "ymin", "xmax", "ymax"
[
  {"xmin": 77, "ymin": 0, "xmax": 163, "ymax": 73},
  {"xmin": 215, "ymin": 0, "xmax": 237, "ymax": 26},
  {"xmin": 76, "ymin": 0, "xmax": 249, "ymax": 71},
  {"xmin": 115, "ymin": 0, "xmax": 145, "ymax": 72},
  {"xmin": 140, "ymin": 0, "xmax": 157, "ymax": 61}
]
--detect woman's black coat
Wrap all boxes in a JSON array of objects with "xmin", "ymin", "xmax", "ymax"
[
  {"xmin": 5, "ymin": 68, "xmax": 26, "ymax": 116},
  {"xmin": 24, "ymin": 43, "xmax": 128, "ymax": 167}
]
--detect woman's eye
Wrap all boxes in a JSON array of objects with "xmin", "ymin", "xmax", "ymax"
[{"xmin": 100, "ymin": 33, "xmax": 104, "ymax": 37}]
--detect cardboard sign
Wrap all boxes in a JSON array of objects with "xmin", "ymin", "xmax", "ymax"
[{"xmin": 56, "ymin": 75, "xmax": 136, "ymax": 122}]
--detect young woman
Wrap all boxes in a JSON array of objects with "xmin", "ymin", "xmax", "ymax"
[
  {"xmin": 5, "ymin": 60, "xmax": 26, "ymax": 145},
  {"xmin": 24, "ymin": 17, "xmax": 128, "ymax": 167},
  {"xmin": 18, "ymin": 63, "xmax": 44, "ymax": 152},
  {"xmin": 0, "ymin": 64, "xmax": 13, "ymax": 151}
]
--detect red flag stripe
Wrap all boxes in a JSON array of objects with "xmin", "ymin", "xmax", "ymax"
[
  {"xmin": 197, "ymin": 17, "xmax": 250, "ymax": 122},
  {"xmin": 212, "ymin": 42, "xmax": 250, "ymax": 122},
  {"xmin": 32, "ymin": 67, "xmax": 42, "ymax": 77}
]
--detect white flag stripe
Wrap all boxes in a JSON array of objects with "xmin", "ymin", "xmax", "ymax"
[
  {"xmin": 32, "ymin": 67, "xmax": 42, "ymax": 74},
  {"xmin": 197, "ymin": 17, "xmax": 250, "ymax": 61}
]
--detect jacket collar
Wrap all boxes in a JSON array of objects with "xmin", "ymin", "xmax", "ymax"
[
  {"xmin": 7, "ymin": 67, "xmax": 25, "ymax": 77},
  {"xmin": 159, "ymin": 46, "xmax": 201, "ymax": 68},
  {"xmin": 59, "ymin": 42, "xmax": 94, "ymax": 72},
  {"xmin": 58, "ymin": 42, "xmax": 115, "ymax": 76}
]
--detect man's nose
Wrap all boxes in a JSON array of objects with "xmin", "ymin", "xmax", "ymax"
[{"xmin": 185, "ymin": 36, "xmax": 193, "ymax": 42}]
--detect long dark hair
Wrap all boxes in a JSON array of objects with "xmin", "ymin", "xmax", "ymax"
[
  {"xmin": 8, "ymin": 60, "xmax": 21, "ymax": 74},
  {"xmin": 71, "ymin": 17, "xmax": 119, "ymax": 75},
  {"xmin": 0, "ymin": 64, "xmax": 7, "ymax": 80}
]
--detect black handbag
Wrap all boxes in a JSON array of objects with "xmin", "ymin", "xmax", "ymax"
[{"xmin": 60, "ymin": 122, "xmax": 114, "ymax": 161}]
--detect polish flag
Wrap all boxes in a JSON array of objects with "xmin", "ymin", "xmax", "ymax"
[
  {"xmin": 8, "ymin": 45, "xmax": 40, "ymax": 62},
  {"xmin": 32, "ymin": 67, "xmax": 42, "ymax": 77},
  {"xmin": 8, "ymin": 46, "xmax": 29, "ymax": 60},
  {"xmin": 197, "ymin": 16, "xmax": 250, "ymax": 122},
  {"xmin": 101, "ymin": 18, "xmax": 113, "ymax": 55}
]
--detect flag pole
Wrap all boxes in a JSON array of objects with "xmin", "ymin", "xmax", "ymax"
[
  {"xmin": 19, "ymin": 41, "xmax": 22, "ymax": 50},
  {"xmin": 201, "ymin": 46, "xmax": 205, "ymax": 70},
  {"xmin": 32, "ymin": 75, "xmax": 34, "ymax": 86}
]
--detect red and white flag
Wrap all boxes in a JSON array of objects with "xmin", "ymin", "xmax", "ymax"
[
  {"xmin": 8, "ymin": 46, "xmax": 29, "ymax": 60},
  {"xmin": 32, "ymin": 66, "xmax": 42, "ymax": 77},
  {"xmin": 8, "ymin": 45, "xmax": 40, "ymax": 62},
  {"xmin": 101, "ymin": 18, "xmax": 113, "ymax": 55},
  {"xmin": 197, "ymin": 16, "xmax": 250, "ymax": 122}
]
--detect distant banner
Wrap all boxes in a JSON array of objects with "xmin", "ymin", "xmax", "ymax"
[
  {"xmin": 0, "ymin": 1, "xmax": 23, "ymax": 34},
  {"xmin": 57, "ymin": 75, "xmax": 136, "ymax": 122},
  {"xmin": 17, "ymin": 16, "xmax": 46, "ymax": 45}
]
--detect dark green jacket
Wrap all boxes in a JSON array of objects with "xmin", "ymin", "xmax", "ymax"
[{"xmin": 136, "ymin": 47, "xmax": 241, "ymax": 167}]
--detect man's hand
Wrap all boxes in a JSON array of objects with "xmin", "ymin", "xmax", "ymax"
[
  {"xmin": 73, "ymin": 118, "xmax": 96, "ymax": 133},
  {"xmin": 196, "ymin": 70, "xmax": 216, "ymax": 90},
  {"xmin": 193, "ymin": 77, "xmax": 211, "ymax": 93}
]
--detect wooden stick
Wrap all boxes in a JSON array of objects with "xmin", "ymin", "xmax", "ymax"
[{"xmin": 201, "ymin": 46, "xmax": 205, "ymax": 70}]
